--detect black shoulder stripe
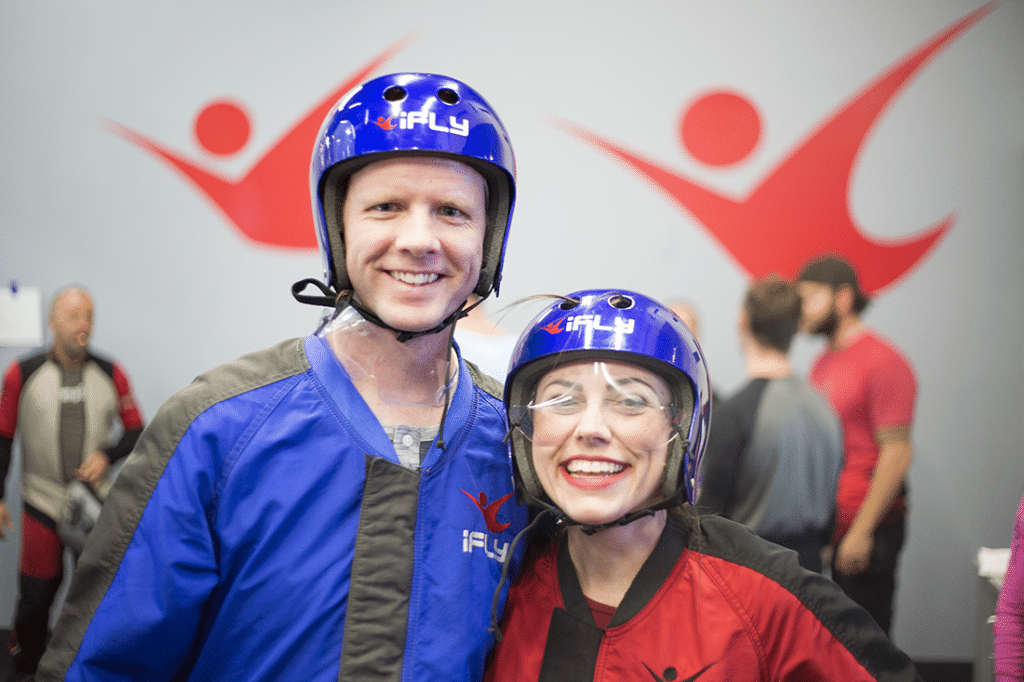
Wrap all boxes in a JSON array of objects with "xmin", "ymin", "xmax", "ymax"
[
  {"xmin": 18, "ymin": 351, "xmax": 48, "ymax": 384},
  {"xmin": 87, "ymin": 352, "xmax": 116, "ymax": 379}
]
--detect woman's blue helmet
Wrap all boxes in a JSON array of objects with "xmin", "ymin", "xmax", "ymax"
[
  {"xmin": 505, "ymin": 290, "xmax": 712, "ymax": 509},
  {"xmin": 310, "ymin": 72, "xmax": 516, "ymax": 298}
]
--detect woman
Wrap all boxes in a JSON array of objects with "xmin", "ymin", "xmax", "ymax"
[
  {"xmin": 995, "ymin": 490, "xmax": 1024, "ymax": 681},
  {"xmin": 486, "ymin": 289, "xmax": 923, "ymax": 682}
]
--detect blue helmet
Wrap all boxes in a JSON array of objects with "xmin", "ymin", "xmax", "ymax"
[
  {"xmin": 310, "ymin": 72, "xmax": 516, "ymax": 298},
  {"xmin": 504, "ymin": 289, "xmax": 712, "ymax": 509}
]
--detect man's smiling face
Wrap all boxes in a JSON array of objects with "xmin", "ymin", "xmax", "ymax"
[{"xmin": 343, "ymin": 155, "xmax": 487, "ymax": 333}]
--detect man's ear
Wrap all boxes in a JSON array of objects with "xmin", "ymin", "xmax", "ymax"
[
  {"xmin": 834, "ymin": 284, "xmax": 856, "ymax": 316},
  {"xmin": 737, "ymin": 309, "xmax": 750, "ymax": 334}
]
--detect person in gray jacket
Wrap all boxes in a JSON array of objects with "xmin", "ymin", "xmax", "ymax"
[{"xmin": 698, "ymin": 276, "xmax": 842, "ymax": 572}]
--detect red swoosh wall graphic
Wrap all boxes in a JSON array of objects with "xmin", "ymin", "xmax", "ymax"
[
  {"xmin": 556, "ymin": 3, "xmax": 995, "ymax": 294},
  {"xmin": 102, "ymin": 35, "xmax": 414, "ymax": 249}
]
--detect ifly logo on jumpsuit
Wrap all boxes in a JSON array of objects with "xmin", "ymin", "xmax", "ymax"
[{"xmin": 461, "ymin": 491, "xmax": 514, "ymax": 563}]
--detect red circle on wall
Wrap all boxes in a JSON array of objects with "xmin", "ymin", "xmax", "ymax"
[
  {"xmin": 194, "ymin": 100, "xmax": 251, "ymax": 156},
  {"xmin": 680, "ymin": 91, "xmax": 761, "ymax": 167}
]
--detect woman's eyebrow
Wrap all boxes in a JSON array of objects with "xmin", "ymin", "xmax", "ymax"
[
  {"xmin": 606, "ymin": 377, "xmax": 657, "ymax": 392},
  {"xmin": 538, "ymin": 379, "xmax": 580, "ymax": 393}
]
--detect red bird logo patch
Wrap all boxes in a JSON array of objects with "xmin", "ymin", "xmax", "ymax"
[{"xmin": 461, "ymin": 490, "xmax": 514, "ymax": 533}]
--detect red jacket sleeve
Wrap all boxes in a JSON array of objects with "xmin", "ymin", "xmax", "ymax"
[{"xmin": 0, "ymin": 361, "xmax": 24, "ymax": 497}]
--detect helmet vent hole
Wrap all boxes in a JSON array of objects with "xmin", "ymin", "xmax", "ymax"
[
  {"xmin": 383, "ymin": 86, "xmax": 407, "ymax": 102},
  {"xmin": 437, "ymin": 88, "xmax": 459, "ymax": 104},
  {"xmin": 609, "ymin": 294, "xmax": 634, "ymax": 309},
  {"xmin": 558, "ymin": 298, "xmax": 580, "ymax": 311}
]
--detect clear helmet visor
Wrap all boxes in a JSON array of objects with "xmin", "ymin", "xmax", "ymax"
[{"xmin": 509, "ymin": 360, "xmax": 680, "ymax": 450}]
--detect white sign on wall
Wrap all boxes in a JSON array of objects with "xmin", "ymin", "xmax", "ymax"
[{"xmin": 0, "ymin": 286, "xmax": 43, "ymax": 348}]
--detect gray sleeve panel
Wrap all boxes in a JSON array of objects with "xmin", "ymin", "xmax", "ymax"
[
  {"xmin": 465, "ymin": 359, "xmax": 503, "ymax": 400},
  {"xmin": 338, "ymin": 454, "xmax": 420, "ymax": 682},
  {"xmin": 37, "ymin": 338, "xmax": 310, "ymax": 681},
  {"xmin": 737, "ymin": 377, "xmax": 843, "ymax": 537}
]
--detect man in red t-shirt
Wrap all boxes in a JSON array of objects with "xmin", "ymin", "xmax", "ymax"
[{"xmin": 797, "ymin": 256, "xmax": 917, "ymax": 637}]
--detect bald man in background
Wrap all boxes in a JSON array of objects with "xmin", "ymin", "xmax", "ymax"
[{"xmin": 0, "ymin": 286, "xmax": 144, "ymax": 677}]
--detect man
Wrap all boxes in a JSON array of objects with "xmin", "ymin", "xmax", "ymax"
[
  {"xmin": 797, "ymin": 255, "xmax": 917, "ymax": 636},
  {"xmin": 0, "ymin": 286, "xmax": 144, "ymax": 676},
  {"xmin": 698, "ymin": 277, "xmax": 842, "ymax": 573},
  {"xmin": 36, "ymin": 73, "xmax": 528, "ymax": 682}
]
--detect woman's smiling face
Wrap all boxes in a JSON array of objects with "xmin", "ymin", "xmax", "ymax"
[{"xmin": 528, "ymin": 359, "xmax": 676, "ymax": 526}]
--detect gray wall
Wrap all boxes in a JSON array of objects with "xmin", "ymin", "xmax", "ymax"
[{"xmin": 1, "ymin": 0, "xmax": 1022, "ymax": 660}]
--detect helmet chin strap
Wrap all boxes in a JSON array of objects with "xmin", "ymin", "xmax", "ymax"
[
  {"xmin": 568, "ymin": 489, "xmax": 686, "ymax": 536},
  {"xmin": 291, "ymin": 278, "xmax": 485, "ymax": 343}
]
